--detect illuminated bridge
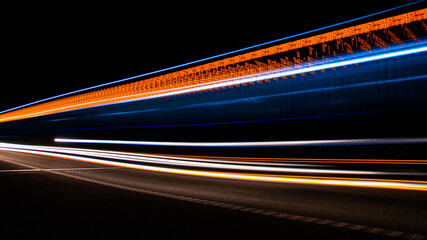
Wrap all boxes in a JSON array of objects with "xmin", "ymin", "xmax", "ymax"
[{"xmin": 1, "ymin": 4, "xmax": 427, "ymax": 239}]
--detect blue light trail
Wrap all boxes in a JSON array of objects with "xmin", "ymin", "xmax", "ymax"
[{"xmin": 0, "ymin": 0, "xmax": 422, "ymax": 114}]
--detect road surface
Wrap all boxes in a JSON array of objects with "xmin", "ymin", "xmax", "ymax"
[{"xmin": 0, "ymin": 149, "xmax": 426, "ymax": 239}]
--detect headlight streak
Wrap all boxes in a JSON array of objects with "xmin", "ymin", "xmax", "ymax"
[
  {"xmin": 1, "ymin": 142, "xmax": 427, "ymax": 191},
  {"xmin": 54, "ymin": 137, "xmax": 427, "ymax": 147},
  {"xmin": 1, "ymin": 41, "xmax": 427, "ymax": 123},
  {"xmin": 0, "ymin": 142, "xmax": 376, "ymax": 175},
  {"xmin": 30, "ymin": 147, "xmax": 321, "ymax": 168}
]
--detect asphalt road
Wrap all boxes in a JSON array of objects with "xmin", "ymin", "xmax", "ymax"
[{"xmin": 0, "ymin": 150, "xmax": 426, "ymax": 239}]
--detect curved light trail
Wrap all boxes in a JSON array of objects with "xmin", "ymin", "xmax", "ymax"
[
  {"xmin": 1, "ymin": 142, "xmax": 427, "ymax": 191},
  {"xmin": 0, "ymin": 5, "xmax": 426, "ymax": 193}
]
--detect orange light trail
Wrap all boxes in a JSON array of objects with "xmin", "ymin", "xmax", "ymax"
[
  {"xmin": 139, "ymin": 154, "xmax": 427, "ymax": 165},
  {"xmin": 1, "ymin": 142, "xmax": 427, "ymax": 192},
  {"xmin": 0, "ymin": 8, "xmax": 425, "ymax": 123}
]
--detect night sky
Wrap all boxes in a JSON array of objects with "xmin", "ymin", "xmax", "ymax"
[{"xmin": 1, "ymin": 1, "xmax": 418, "ymax": 112}]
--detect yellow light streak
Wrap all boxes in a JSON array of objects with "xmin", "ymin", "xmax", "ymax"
[{"xmin": 1, "ymin": 144, "xmax": 426, "ymax": 192}]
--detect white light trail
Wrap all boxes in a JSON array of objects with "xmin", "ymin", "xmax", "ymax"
[
  {"xmin": 1, "ymin": 142, "xmax": 427, "ymax": 191},
  {"xmin": 1, "ymin": 41, "xmax": 426, "ymax": 122},
  {"xmin": 1, "ymin": 1, "xmax": 420, "ymax": 115},
  {"xmin": 0, "ymin": 142, "xmax": 376, "ymax": 175},
  {"xmin": 54, "ymin": 137, "xmax": 427, "ymax": 147},
  {"xmin": 122, "ymin": 42, "xmax": 427, "ymax": 103}
]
